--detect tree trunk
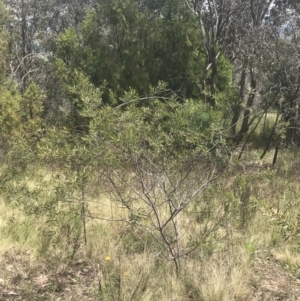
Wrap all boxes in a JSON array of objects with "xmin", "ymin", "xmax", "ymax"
[{"xmin": 235, "ymin": 64, "xmax": 256, "ymax": 144}]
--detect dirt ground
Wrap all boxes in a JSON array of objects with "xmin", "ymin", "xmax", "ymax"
[
  {"xmin": 0, "ymin": 249, "xmax": 98, "ymax": 301},
  {"xmin": 249, "ymin": 255, "xmax": 300, "ymax": 301},
  {"xmin": 1, "ymin": 249, "xmax": 300, "ymax": 301}
]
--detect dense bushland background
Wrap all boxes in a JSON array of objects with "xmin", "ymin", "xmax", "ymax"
[{"xmin": 1, "ymin": 0, "xmax": 300, "ymax": 300}]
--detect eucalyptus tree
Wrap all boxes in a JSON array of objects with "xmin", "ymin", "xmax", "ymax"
[
  {"xmin": 0, "ymin": 1, "xmax": 22, "ymax": 146},
  {"xmin": 3, "ymin": 0, "xmax": 98, "ymax": 123},
  {"xmin": 54, "ymin": 0, "xmax": 234, "ymax": 131},
  {"xmin": 55, "ymin": 0, "xmax": 207, "ymax": 102},
  {"xmin": 268, "ymin": 1, "xmax": 300, "ymax": 145},
  {"xmin": 188, "ymin": 0, "xmax": 300, "ymax": 150}
]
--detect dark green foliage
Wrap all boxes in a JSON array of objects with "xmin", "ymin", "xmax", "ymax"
[{"xmin": 55, "ymin": 0, "xmax": 229, "ymax": 105}]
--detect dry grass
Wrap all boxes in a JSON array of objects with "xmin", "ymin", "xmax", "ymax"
[
  {"xmin": 273, "ymin": 248, "xmax": 300, "ymax": 270},
  {"xmin": 1, "ymin": 150, "xmax": 300, "ymax": 300},
  {"xmin": 181, "ymin": 246, "xmax": 252, "ymax": 301},
  {"xmin": 0, "ymin": 200, "xmax": 41, "ymax": 257}
]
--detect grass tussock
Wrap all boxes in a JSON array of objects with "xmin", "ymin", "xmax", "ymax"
[
  {"xmin": 273, "ymin": 247, "xmax": 300, "ymax": 271},
  {"xmin": 0, "ymin": 201, "xmax": 40, "ymax": 256}
]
